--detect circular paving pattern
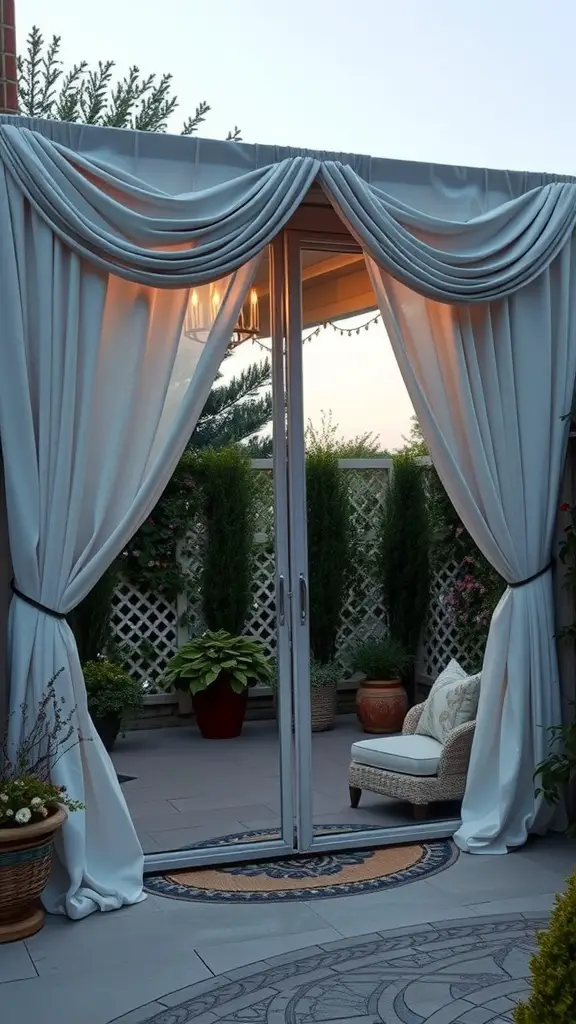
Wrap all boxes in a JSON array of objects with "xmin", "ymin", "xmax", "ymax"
[
  {"xmin": 111, "ymin": 914, "xmax": 542, "ymax": 1023},
  {"xmin": 145, "ymin": 825, "xmax": 458, "ymax": 903}
]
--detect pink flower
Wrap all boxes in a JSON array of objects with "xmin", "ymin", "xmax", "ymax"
[{"xmin": 560, "ymin": 502, "xmax": 570, "ymax": 512}]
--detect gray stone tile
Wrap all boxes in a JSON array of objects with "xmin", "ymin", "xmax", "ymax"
[
  {"xmin": 425, "ymin": 849, "xmax": 564, "ymax": 904},
  {"xmin": 319, "ymin": 929, "xmax": 395, "ymax": 950},
  {"xmin": 157, "ymin": 974, "xmax": 233, "ymax": 1008},
  {"xmin": 170, "ymin": 790, "xmax": 281, "ymax": 815},
  {"xmin": 194, "ymin": 927, "xmax": 341, "ymax": 973},
  {"xmin": 145, "ymin": 821, "xmax": 246, "ymax": 849},
  {"xmin": 0, "ymin": 954, "xmax": 213, "ymax": 1024},
  {"xmin": 0, "ymin": 941, "xmax": 37, "ymax": 983},
  {"xmin": 310, "ymin": 892, "xmax": 480, "ymax": 937},
  {"xmin": 24, "ymin": 903, "xmax": 208, "ymax": 978},
  {"xmin": 466, "ymin": 892, "xmax": 558, "ymax": 916},
  {"xmin": 107, "ymin": 1003, "xmax": 168, "ymax": 1024}
]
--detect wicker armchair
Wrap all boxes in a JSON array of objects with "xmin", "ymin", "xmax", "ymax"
[{"xmin": 348, "ymin": 701, "xmax": 475, "ymax": 820}]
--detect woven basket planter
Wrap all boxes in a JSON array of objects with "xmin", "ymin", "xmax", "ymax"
[
  {"xmin": 274, "ymin": 682, "xmax": 337, "ymax": 733},
  {"xmin": 310, "ymin": 683, "xmax": 337, "ymax": 732},
  {"xmin": 0, "ymin": 806, "xmax": 66, "ymax": 943}
]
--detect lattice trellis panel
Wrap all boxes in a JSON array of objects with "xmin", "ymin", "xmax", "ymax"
[
  {"xmin": 111, "ymin": 460, "xmax": 487, "ymax": 695},
  {"xmin": 418, "ymin": 558, "xmax": 487, "ymax": 680},
  {"xmin": 335, "ymin": 466, "xmax": 388, "ymax": 662},
  {"xmin": 244, "ymin": 468, "xmax": 277, "ymax": 657},
  {"xmin": 110, "ymin": 582, "xmax": 178, "ymax": 692}
]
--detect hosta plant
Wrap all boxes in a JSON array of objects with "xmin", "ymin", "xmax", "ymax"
[{"xmin": 164, "ymin": 630, "xmax": 273, "ymax": 695}]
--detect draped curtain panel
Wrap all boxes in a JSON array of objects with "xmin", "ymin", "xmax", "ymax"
[
  {"xmin": 366, "ymin": 252, "xmax": 576, "ymax": 852},
  {"xmin": 322, "ymin": 158, "xmax": 576, "ymax": 852},
  {"xmin": 0, "ymin": 135, "xmax": 261, "ymax": 917}
]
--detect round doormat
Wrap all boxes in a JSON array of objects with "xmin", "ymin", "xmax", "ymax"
[{"xmin": 145, "ymin": 825, "xmax": 458, "ymax": 904}]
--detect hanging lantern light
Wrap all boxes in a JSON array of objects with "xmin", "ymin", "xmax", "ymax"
[{"xmin": 184, "ymin": 285, "xmax": 261, "ymax": 348}]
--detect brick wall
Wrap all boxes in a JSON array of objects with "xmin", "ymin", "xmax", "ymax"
[{"xmin": 0, "ymin": 0, "xmax": 17, "ymax": 114}]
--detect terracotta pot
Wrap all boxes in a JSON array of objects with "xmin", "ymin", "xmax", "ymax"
[
  {"xmin": 192, "ymin": 674, "xmax": 249, "ymax": 739},
  {"xmin": 355, "ymin": 678, "xmax": 407, "ymax": 734},
  {"xmin": 92, "ymin": 712, "xmax": 122, "ymax": 752},
  {"xmin": 0, "ymin": 806, "xmax": 67, "ymax": 943}
]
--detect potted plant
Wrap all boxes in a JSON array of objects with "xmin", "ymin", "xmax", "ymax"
[
  {"xmin": 533, "ymin": 716, "xmax": 576, "ymax": 837},
  {"xmin": 0, "ymin": 673, "xmax": 84, "ymax": 942},
  {"xmin": 164, "ymin": 630, "xmax": 273, "ymax": 739},
  {"xmin": 309, "ymin": 660, "xmax": 340, "ymax": 732},
  {"xmin": 83, "ymin": 659, "xmax": 143, "ymax": 752},
  {"xmin": 271, "ymin": 659, "xmax": 341, "ymax": 733},
  {"xmin": 349, "ymin": 636, "xmax": 412, "ymax": 734}
]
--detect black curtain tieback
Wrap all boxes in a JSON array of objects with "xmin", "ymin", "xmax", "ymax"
[
  {"xmin": 508, "ymin": 562, "xmax": 553, "ymax": 589},
  {"xmin": 10, "ymin": 580, "xmax": 66, "ymax": 620}
]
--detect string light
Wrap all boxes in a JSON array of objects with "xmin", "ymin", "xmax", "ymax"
[{"xmin": 253, "ymin": 312, "xmax": 382, "ymax": 353}]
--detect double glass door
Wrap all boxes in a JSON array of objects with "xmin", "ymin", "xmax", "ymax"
[{"xmin": 142, "ymin": 229, "xmax": 460, "ymax": 875}]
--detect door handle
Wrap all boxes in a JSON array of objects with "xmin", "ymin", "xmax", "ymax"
[
  {"xmin": 278, "ymin": 575, "xmax": 286, "ymax": 627},
  {"xmin": 299, "ymin": 573, "xmax": 308, "ymax": 625}
]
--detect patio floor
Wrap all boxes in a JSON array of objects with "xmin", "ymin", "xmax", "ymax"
[
  {"xmin": 111, "ymin": 713, "xmax": 459, "ymax": 853},
  {"xmin": 0, "ymin": 831, "xmax": 573, "ymax": 1023}
]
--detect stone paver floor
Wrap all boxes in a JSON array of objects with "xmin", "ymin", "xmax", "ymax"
[
  {"xmin": 0, "ymin": 832, "xmax": 572, "ymax": 1024},
  {"xmin": 111, "ymin": 716, "xmax": 459, "ymax": 854},
  {"xmin": 112, "ymin": 912, "xmax": 545, "ymax": 1023}
]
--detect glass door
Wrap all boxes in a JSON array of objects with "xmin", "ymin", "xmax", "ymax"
[
  {"xmin": 284, "ymin": 230, "xmax": 462, "ymax": 854},
  {"xmin": 142, "ymin": 239, "xmax": 298, "ymax": 873}
]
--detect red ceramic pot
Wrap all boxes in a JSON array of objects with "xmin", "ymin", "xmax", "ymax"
[{"xmin": 191, "ymin": 674, "xmax": 249, "ymax": 739}]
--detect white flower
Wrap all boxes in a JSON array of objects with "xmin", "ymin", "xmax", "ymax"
[
  {"xmin": 0, "ymin": 793, "xmax": 8, "ymax": 802},
  {"xmin": 30, "ymin": 797, "xmax": 43, "ymax": 809},
  {"xmin": 5, "ymin": 808, "xmax": 14, "ymax": 817},
  {"xmin": 15, "ymin": 807, "xmax": 32, "ymax": 825},
  {"xmin": 40, "ymin": 807, "xmax": 49, "ymax": 818}
]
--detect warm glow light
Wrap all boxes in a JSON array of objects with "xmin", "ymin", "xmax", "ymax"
[
  {"xmin": 184, "ymin": 284, "xmax": 260, "ymax": 347},
  {"xmin": 250, "ymin": 289, "xmax": 260, "ymax": 331}
]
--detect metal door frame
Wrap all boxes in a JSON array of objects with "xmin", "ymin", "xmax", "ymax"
[{"xmin": 284, "ymin": 229, "xmax": 461, "ymax": 854}]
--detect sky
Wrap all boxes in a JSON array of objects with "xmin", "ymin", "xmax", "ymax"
[{"xmin": 15, "ymin": 0, "xmax": 576, "ymax": 447}]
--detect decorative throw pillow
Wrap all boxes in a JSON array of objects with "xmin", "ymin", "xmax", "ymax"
[
  {"xmin": 418, "ymin": 667, "xmax": 481, "ymax": 745},
  {"xmin": 416, "ymin": 659, "xmax": 467, "ymax": 738}
]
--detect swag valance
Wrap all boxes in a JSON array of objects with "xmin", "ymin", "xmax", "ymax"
[
  {"xmin": 1, "ymin": 122, "xmax": 576, "ymax": 301},
  {"xmin": 0, "ymin": 113, "xmax": 574, "ymax": 920}
]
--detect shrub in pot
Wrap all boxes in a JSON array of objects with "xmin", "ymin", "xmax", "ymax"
[
  {"xmin": 350, "ymin": 636, "xmax": 412, "ymax": 734},
  {"xmin": 271, "ymin": 659, "xmax": 341, "ymax": 733},
  {"xmin": 513, "ymin": 872, "xmax": 576, "ymax": 1022},
  {"xmin": 83, "ymin": 660, "xmax": 143, "ymax": 752},
  {"xmin": 309, "ymin": 660, "xmax": 340, "ymax": 732},
  {"xmin": 0, "ymin": 674, "xmax": 84, "ymax": 942},
  {"xmin": 533, "ymin": 716, "xmax": 576, "ymax": 837},
  {"xmin": 164, "ymin": 630, "xmax": 273, "ymax": 739}
]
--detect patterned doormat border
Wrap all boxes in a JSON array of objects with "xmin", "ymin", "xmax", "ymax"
[{"xmin": 145, "ymin": 825, "xmax": 458, "ymax": 904}]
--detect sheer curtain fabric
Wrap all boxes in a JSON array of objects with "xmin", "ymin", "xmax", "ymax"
[
  {"xmin": 0, "ymin": 135, "xmax": 259, "ymax": 916},
  {"xmin": 366, "ymin": 251, "xmax": 576, "ymax": 852}
]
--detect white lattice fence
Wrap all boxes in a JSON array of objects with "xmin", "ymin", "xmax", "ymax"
[
  {"xmin": 111, "ymin": 459, "xmax": 485, "ymax": 697},
  {"xmin": 417, "ymin": 559, "xmax": 486, "ymax": 682},
  {"xmin": 336, "ymin": 461, "xmax": 389, "ymax": 659}
]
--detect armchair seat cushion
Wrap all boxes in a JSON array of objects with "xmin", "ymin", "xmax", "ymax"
[{"xmin": 350, "ymin": 734, "xmax": 443, "ymax": 777}]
